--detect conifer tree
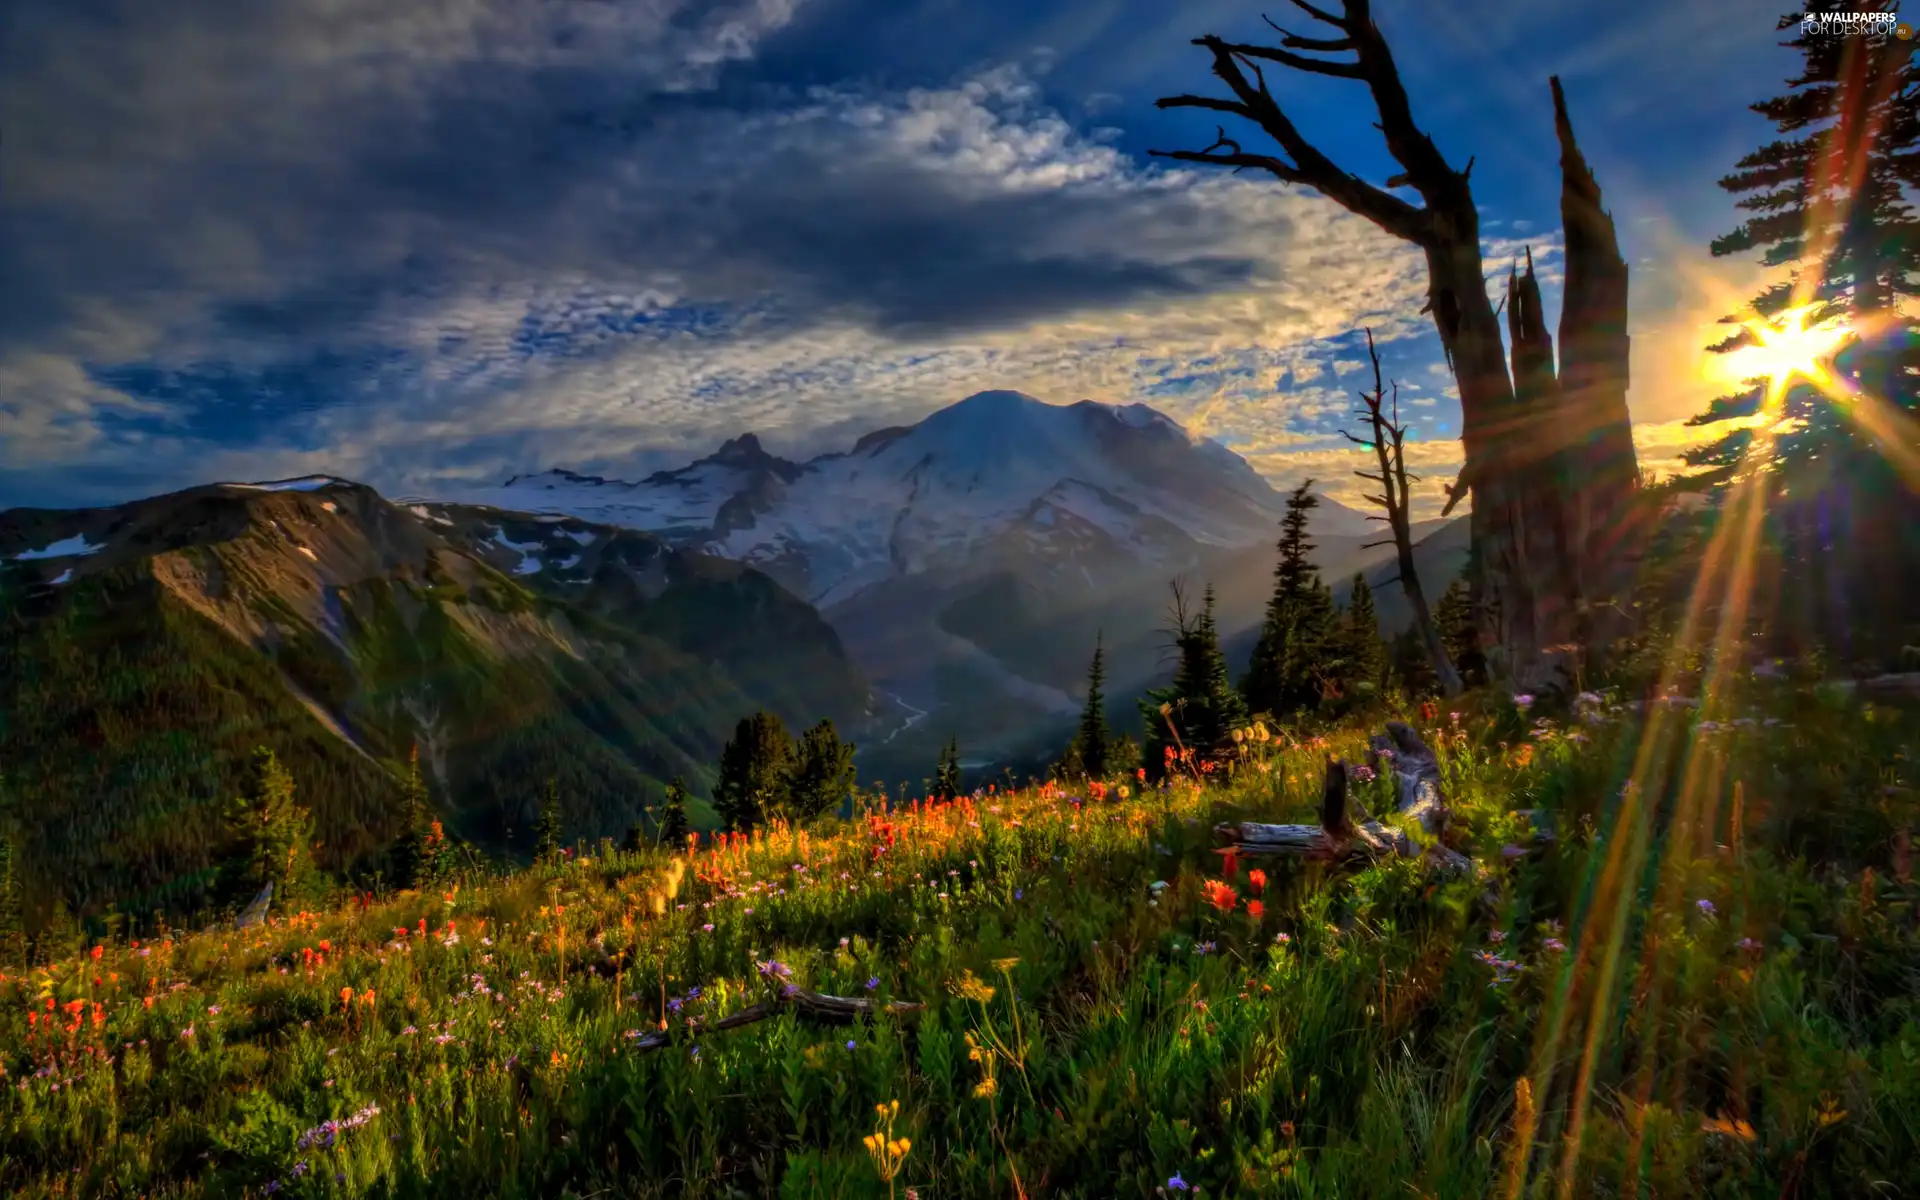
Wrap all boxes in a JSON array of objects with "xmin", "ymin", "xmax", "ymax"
[
  {"xmin": 788, "ymin": 719, "xmax": 858, "ymax": 821},
  {"xmin": 932, "ymin": 738, "xmax": 963, "ymax": 802},
  {"xmin": 395, "ymin": 745, "xmax": 452, "ymax": 889},
  {"xmin": 1070, "ymin": 633, "xmax": 1112, "ymax": 778},
  {"xmin": 1143, "ymin": 582, "xmax": 1246, "ymax": 776},
  {"xmin": 1684, "ymin": 6, "xmax": 1920, "ymax": 653},
  {"xmin": 1341, "ymin": 573, "xmax": 1387, "ymax": 696},
  {"xmin": 1244, "ymin": 481, "xmax": 1338, "ymax": 718},
  {"xmin": 658, "ymin": 776, "xmax": 692, "ymax": 845},
  {"xmin": 1435, "ymin": 577, "xmax": 1488, "ymax": 687},
  {"xmin": 534, "ymin": 779, "xmax": 565, "ymax": 863},
  {"xmin": 0, "ymin": 772, "xmax": 24, "ymax": 966},
  {"xmin": 223, "ymin": 748, "xmax": 316, "ymax": 906},
  {"xmin": 714, "ymin": 712, "xmax": 794, "ymax": 831}
]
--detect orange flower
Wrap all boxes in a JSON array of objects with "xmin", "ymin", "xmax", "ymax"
[
  {"xmin": 1203, "ymin": 880, "xmax": 1238, "ymax": 913},
  {"xmin": 318, "ymin": 940, "xmax": 332, "ymax": 953},
  {"xmin": 341, "ymin": 987, "xmax": 354, "ymax": 1009},
  {"xmin": 1247, "ymin": 869, "xmax": 1268, "ymax": 895},
  {"xmin": 90, "ymin": 945, "xmax": 104, "ymax": 961},
  {"xmin": 1246, "ymin": 900, "xmax": 1265, "ymax": 923}
]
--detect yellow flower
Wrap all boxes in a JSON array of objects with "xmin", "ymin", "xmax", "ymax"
[
  {"xmin": 991, "ymin": 956, "xmax": 1021, "ymax": 974},
  {"xmin": 972, "ymin": 1077, "xmax": 998, "ymax": 1099},
  {"xmin": 950, "ymin": 970, "xmax": 996, "ymax": 1004}
]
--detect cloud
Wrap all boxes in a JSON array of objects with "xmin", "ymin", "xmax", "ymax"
[{"xmin": 0, "ymin": 0, "xmax": 1788, "ymax": 517}]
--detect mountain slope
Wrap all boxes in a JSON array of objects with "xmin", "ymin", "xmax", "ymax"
[
  {"xmin": 0, "ymin": 478, "xmax": 873, "ymax": 924},
  {"xmin": 452, "ymin": 391, "xmax": 1411, "ymax": 776}
]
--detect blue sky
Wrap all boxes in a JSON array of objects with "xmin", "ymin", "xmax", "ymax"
[{"xmin": 1, "ymin": 0, "xmax": 1801, "ymax": 513}]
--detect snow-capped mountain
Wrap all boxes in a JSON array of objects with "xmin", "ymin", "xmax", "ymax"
[{"xmin": 472, "ymin": 390, "xmax": 1371, "ymax": 608}]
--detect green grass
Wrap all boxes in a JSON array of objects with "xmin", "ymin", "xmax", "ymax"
[{"xmin": 1, "ymin": 683, "xmax": 1915, "ymax": 1198}]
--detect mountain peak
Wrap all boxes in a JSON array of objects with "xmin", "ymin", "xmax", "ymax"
[{"xmin": 713, "ymin": 432, "xmax": 765, "ymax": 461}]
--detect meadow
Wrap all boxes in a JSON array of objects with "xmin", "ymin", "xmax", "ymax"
[{"xmin": 2, "ymin": 675, "xmax": 1916, "ymax": 1198}]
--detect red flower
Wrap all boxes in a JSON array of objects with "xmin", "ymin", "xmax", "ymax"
[
  {"xmin": 1247, "ymin": 869, "xmax": 1268, "ymax": 895},
  {"xmin": 1202, "ymin": 880, "xmax": 1238, "ymax": 912},
  {"xmin": 1220, "ymin": 849, "xmax": 1240, "ymax": 880},
  {"xmin": 1246, "ymin": 900, "xmax": 1265, "ymax": 923},
  {"xmin": 90, "ymin": 945, "xmax": 104, "ymax": 961}
]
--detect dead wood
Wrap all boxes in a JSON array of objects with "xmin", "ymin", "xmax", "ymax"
[
  {"xmin": 625, "ymin": 985, "xmax": 925, "ymax": 1055},
  {"xmin": 1217, "ymin": 721, "xmax": 1471, "ymax": 872}
]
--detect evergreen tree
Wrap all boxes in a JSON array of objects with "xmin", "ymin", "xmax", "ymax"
[
  {"xmin": 932, "ymin": 738, "xmax": 962, "ymax": 802},
  {"xmin": 1341, "ymin": 573, "xmax": 1387, "ymax": 696},
  {"xmin": 1435, "ymin": 577, "xmax": 1488, "ymax": 687},
  {"xmin": 534, "ymin": 779, "xmax": 565, "ymax": 863},
  {"xmin": 1142, "ymin": 583, "xmax": 1246, "ymax": 777},
  {"xmin": 788, "ymin": 719, "xmax": 858, "ymax": 821},
  {"xmin": 394, "ymin": 745, "xmax": 453, "ymax": 890},
  {"xmin": 1243, "ymin": 481, "xmax": 1339, "ymax": 718},
  {"xmin": 1685, "ymin": 6, "xmax": 1920, "ymax": 652},
  {"xmin": 713, "ymin": 711, "xmax": 794, "ymax": 831},
  {"xmin": 658, "ymin": 776, "xmax": 692, "ymax": 845},
  {"xmin": 222, "ymin": 748, "xmax": 316, "ymax": 906},
  {"xmin": 1069, "ymin": 633, "xmax": 1112, "ymax": 778},
  {"xmin": 621, "ymin": 821, "xmax": 649, "ymax": 854},
  {"xmin": 0, "ymin": 772, "xmax": 24, "ymax": 966}
]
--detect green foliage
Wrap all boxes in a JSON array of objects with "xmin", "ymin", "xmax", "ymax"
[
  {"xmin": 932, "ymin": 738, "xmax": 962, "ymax": 803},
  {"xmin": 0, "ymin": 775, "xmax": 24, "ymax": 967},
  {"xmin": 219, "ymin": 748, "xmax": 316, "ymax": 909},
  {"xmin": 658, "ymin": 776, "xmax": 692, "ymax": 846},
  {"xmin": 1435, "ymin": 576, "xmax": 1488, "ymax": 689},
  {"xmin": 787, "ymin": 720, "xmax": 858, "ymax": 823},
  {"xmin": 1142, "ymin": 583, "xmax": 1246, "ymax": 777},
  {"xmin": 1684, "ymin": 9, "xmax": 1920, "ymax": 658},
  {"xmin": 1243, "ymin": 481, "xmax": 1341, "ymax": 719},
  {"xmin": 393, "ymin": 746, "xmax": 455, "ymax": 890},
  {"xmin": 1068, "ymin": 634, "xmax": 1112, "ymax": 779},
  {"xmin": 1340, "ymin": 572, "xmax": 1387, "ymax": 699},
  {"xmin": 534, "ymin": 780, "xmax": 565, "ymax": 863},
  {"xmin": 715, "ymin": 712, "xmax": 796, "ymax": 831},
  {"xmin": 0, "ymin": 688, "xmax": 1912, "ymax": 1199}
]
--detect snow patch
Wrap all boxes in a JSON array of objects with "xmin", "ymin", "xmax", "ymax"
[
  {"xmin": 13, "ymin": 532, "xmax": 104, "ymax": 560},
  {"xmin": 511, "ymin": 556, "xmax": 543, "ymax": 576},
  {"xmin": 495, "ymin": 532, "xmax": 546, "ymax": 554},
  {"xmin": 49, "ymin": 568, "xmax": 72, "ymax": 585},
  {"xmin": 566, "ymin": 528, "xmax": 596, "ymax": 545}
]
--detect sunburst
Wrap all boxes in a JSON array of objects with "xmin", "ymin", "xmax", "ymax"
[{"xmin": 1720, "ymin": 302, "xmax": 1854, "ymax": 401}]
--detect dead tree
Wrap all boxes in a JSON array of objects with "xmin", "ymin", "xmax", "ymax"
[
  {"xmin": 1340, "ymin": 328, "xmax": 1463, "ymax": 696},
  {"xmin": 1151, "ymin": 3, "xmax": 1641, "ymax": 693},
  {"xmin": 624, "ymin": 985, "xmax": 925, "ymax": 1055},
  {"xmin": 1215, "ymin": 720, "xmax": 1471, "ymax": 872}
]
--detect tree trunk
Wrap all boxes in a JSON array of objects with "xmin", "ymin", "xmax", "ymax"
[{"xmin": 1551, "ymin": 75, "xmax": 1642, "ymax": 655}]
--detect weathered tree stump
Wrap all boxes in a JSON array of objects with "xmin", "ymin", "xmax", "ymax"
[
  {"xmin": 626, "ymin": 986, "xmax": 924, "ymax": 1055},
  {"xmin": 1216, "ymin": 721, "xmax": 1472, "ymax": 873}
]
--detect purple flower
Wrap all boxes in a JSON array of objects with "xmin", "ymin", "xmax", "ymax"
[
  {"xmin": 1513, "ymin": 694, "xmax": 1535, "ymax": 709},
  {"xmin": 1737, "ymin": 937, "xmax": 1761, "ymax": 953},
  {"xmin": 1168, "ymin": 1173, "xmax": 1190, "ymax": 1191},
  {"xmin": 686, "ymin": 986, "xmax": 703, "ymax": 1000},
  {"xmin": 1014, "ymin": 889, "xmax": 1023, "ymax": 900},
  {"xmin": 845, "ymin": 1039, "xmax": 857, "ymax": 1051},
  {"xmin": 865, "ymin": 976, "xmax": 880, "ymax": 991},
  {"xmin": 1501, "ymin": 844, "xmax": 1527, "ymax": 860},
  {"xmin": 1696, "ymin": 898, "xmax": 1716, "ymax": 916},
  {"xmin": 667, "ymin": 996, "xmax": 684, "ymax": 1013},
  {"xmin": 1543, "ymin": 938, "xmax": 1566, "ymax": 953},
  {"xmin": 757, "ymin": 959, "xmax": 793, "ymax": 980},
  {"xmin": 701, "ymin": 923, "xmax": 715, "ymax": 933}
]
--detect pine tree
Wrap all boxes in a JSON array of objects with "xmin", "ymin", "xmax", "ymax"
[
  {"xmin": 658, "ymin": 776, "xmax": 692, "ymax": 845},
  {"xmin": 713, "ymin": 712, "xmax": 794, "ymax": 831},
  {"xmin": 1143, "ymin": 582, "xmax": 1246, "ymax": 777},
  {"xmin": 0, "ymin": 772, "xmax": 24, "ymax": 966},
  {"xmin": 788, "ymin": 719, "xmax": 858, "ymax": 821},
  {"xmin": 1435, "ymin": 577, "xmax": 1488, "ymax": 687},
  {"xmin": 1341, "ymin": 573, "xmax": 1387, "ymax": 698},
  {"xmin": 932, "ymin": 738, "xmax": 962, "ymax": 802},
  {"xmin": 1685, "ymin": 6, "xmax": 1920, "ymax": 653},
  {"xmin": 1069, "ymin": 633, "xmax": 1112, "ymax": 778},
  {"xmin": 394, "ymin": 745, "xmax": 452, "ymax": 889},
  {"xmin": 222, "ymin": 747, "xmax": 316, "ymax": 906},
  {"xmin": 534, "ymin": 779, "xmax": 565, "ymax": 863},
  {"xmin": 1243, "ymin": 481, "xmax": 1338, "ymax": 718}
]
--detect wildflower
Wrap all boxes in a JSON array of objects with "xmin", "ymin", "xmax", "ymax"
[
  {"xmin": 702, "ymin": 923, "xmax": 715, "ymax": 933},
  {"xmin": 1737, "ymin": 937, "xmax": 1761, "ymax": 953},
  {"xmin": 90, "ymin": 945, "xmax": 103, "ymax": 961},
  {"xmin": 181, "ymin": 1024, "xmax": 195, "ymax": 1040},
  {"xmin": 1202, "ymin": 880, "xmax": 1238, "ymax": 913},
  {"xmin": 1169, "ymin": 1173, "xmax": 1190, "ymax": 1191},
  {"xmin": 1194, "ymin": 941, "xmax": 1216, "ymax": 956},
  {"xmin": 1513, "ymin": 693, "xmax": 1535, "ymax": 710},
  {"xmin": 865, "ymin": 976, "xmax": 880, "ymax": 991},
  {"xmin": 1696, "ymin": 898, "xmax": 1716, "ymax": 917},
  {"xmin": 207, "ymin": 1005, "xmax": 222, "ymax": 1015},
  {"xmin": 1274, "ymin": 931, "xmax": 1291, "ymax": 945},
  {"xmin": 1542, "ymin": 938, "xmax": 1566, "ymax": 953},
  {"xmin": 757, "ymin": 959, "xmax": 793, "ymax": 981},
  {"xmin": 1489, "ymin": 930, "xmax": 1507, "ymax": 945},
  {"xmin": 845, "ymin": 1039, "xmax": 857, "ymax": 1051},
  {"xmin": 1246, "ymin": 900, "xmax": 1265, "ymax": 923}
]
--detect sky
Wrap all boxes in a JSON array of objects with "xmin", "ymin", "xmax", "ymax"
[{"xmin": 1, "ymin": 0, "xmax": 1802, "ymax": 516}]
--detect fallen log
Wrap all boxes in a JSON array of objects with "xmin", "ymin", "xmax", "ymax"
[
  {"xmin": 1217, "ymin": 721, "xmax": 1472, "ymax": 873},
  {"xmin": 627, "ymin": 985, "xmax": 924, "ymax": 1054}
]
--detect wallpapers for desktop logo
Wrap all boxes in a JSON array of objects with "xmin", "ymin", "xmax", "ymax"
[{"xmin": 1800, "ymin": 9, "xmax": 1911, "ymax": 39}]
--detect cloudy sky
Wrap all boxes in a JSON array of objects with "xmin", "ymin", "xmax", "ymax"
[{"xmin": 2, "ymin": 0, "xmax": 1796, "ymax": 514}]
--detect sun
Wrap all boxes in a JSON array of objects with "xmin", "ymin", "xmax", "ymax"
[{"xmin": 1720, "ymin": 303, "xmax": 1854, "ymax": 397}]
